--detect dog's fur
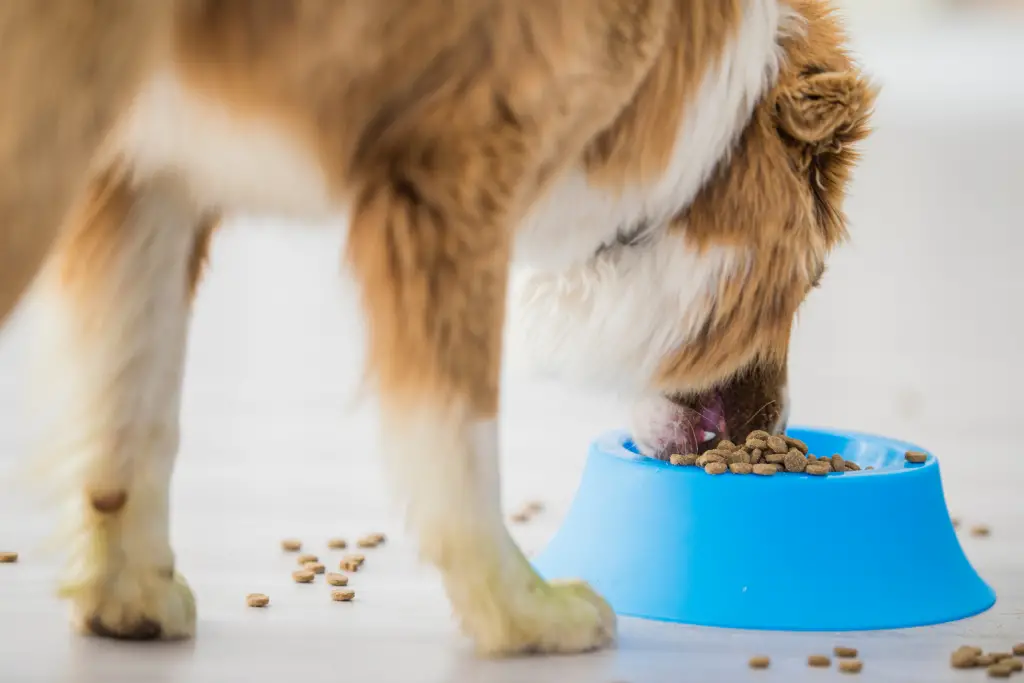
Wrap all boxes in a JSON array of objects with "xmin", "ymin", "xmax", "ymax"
[{"xmin": 0, "ymin": 0, "xmax": 873, "ymax": 657}]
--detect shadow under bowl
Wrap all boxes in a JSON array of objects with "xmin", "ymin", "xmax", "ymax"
[{"xmin": 533, "ymin": 427, "xmax": 995, "ymax": 631}]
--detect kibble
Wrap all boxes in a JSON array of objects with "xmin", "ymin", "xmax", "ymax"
[
  {"xmin": 327, "ymin": 538, "xmax": 348, "ymax": 550},
  {"xmin": 951, "ymin": 647, "xmax": 980, "ymax": 669},
  {"xmin": 704, "ymin": 462, "xmax": 727, "ymax": 475},
  {"xmin": 304, "ymin": 561, "xmax": 326, "ymax": 574},
  {"xmin": 0, "ymin": 551, "xmax": 18, "ymax": 563},
  {"xmin": 510, "ymin": 511, "xmax": 531, "ymax": 523},
  {"xmin": 670, "ymin": 453, "xmax": 698, "ymax": 466},
  {"xmin": 845, "ymin": 461, "xmax": 862, "ymax": 471},
  {"xmin": 746, "ymin": 439, "xmax": 768, "ymax": 451},
  {"xmin": 1013, "ymin": 643, "xmax": 1024, "ymax": 656},
  {"xmin": 785, "ymin": 436, "xmax": 809, "ymax": 454},
  {"xmin": 325, "ymin": 573, "xmax": 349, "ymax": 586},
  {"xmin": 806, "ymin": 464, "xmax": 829, "ymax": 476},
  {"xmin": 905, "ymin": 450, "xmax": 927, "ymax": 464},
  {"xmin": 281, "ymin": 539, "xmax": 302, "ymax": 552},
  {"xmin": 752, "ymin": 463, "xmax": 777, "ymax": 476},
  {"xmin": 340, "ymin": 554, "xmax": 365, "ymax": 571},
  {"xmin": 765, "ymin": 451, "xmax": 787, "ymax": 465},
  {"xmin": 296, "ymin": 553, "xmax": 318, "ymax": 565},
  {"xmin": 978, "ymin": 654, "xmax": 997, "ymax": 666},
  {"xmin": 971, "ymin": 525, "xmax": 992, "ymax": 537},
  {"xmin": 988, "ymin": 663, "xmax": 1012, "ymax": 678},
  {"xmin": 750, "ymin": 448, "xmax": 764, "ymax": 464},
  {"xmin": 292, "ymin": 569, "xmax": 315, "ymax": 583},
  {"xmin": 730, "ymin": 462, "xmax": 753, "ymax": 474},
  {"xmin": 357, "ymin": 535, "xmax": 382, "ymax": 549},
  {"xmin": 831, "ymin": 454, "xmax": 846, "ymax": 473},
  {"xmin": 1005, "ymin": 659, "xmax": 1023, "ymax": 672},
  {"xmin": 704, "ymin": 450, "xmax": 728, "ymax": 464},
  {"xmin": 717, "ymin": 440, "xmax": 736, "ymax": 451},
  {"xmin": 246, "ymin": 593, "xmax": 270, "ymax": 607},
  {"xmin": 833, "ymin": 646, "xmax": 858, "ymax": 658},
  {"xmin": 784, "ymin": 450, "xmax": 807, "ymax": 473},
  {"xmin": 807, "ymin": 654, "xmax": 831, "ymax": 667},
  {"xmin": 331, "ymin": 589, "xmax": 356, "ymax": 602},
  {"xmin": 838, "ymin": 660, "xmax": 863, "ymax": 674},
  {"xmin": 747, "ymin": 430, "xmax": 771, "ymax": 441},
  {"xmin": 991, "ymin": 652, "xmax": 1013, "ymax": 662},
  {"xmin": 748, "ymin": 655, "xmax": 770, "ymax": 669},
  {"xmin": 767, "ymin": 436, "xmax": 788, "ymax": 454}
]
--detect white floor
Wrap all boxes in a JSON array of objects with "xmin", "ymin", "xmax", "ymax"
[{"xmin": 2, "ymin": 15, "xmax": 1024, "ymax": 683}]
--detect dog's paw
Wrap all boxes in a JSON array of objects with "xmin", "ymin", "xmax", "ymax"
[
  {"xmin": 470, "ymin": 577, "xmax": 616, "ymax": 657},
  {"xmin": 63, "ymin": 569, "xmax": 196, "ymax": 641}
]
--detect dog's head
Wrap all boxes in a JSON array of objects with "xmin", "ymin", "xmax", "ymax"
[{"xmin": 638, "ymin": 3, "xmax": 876, "ymax": 457}]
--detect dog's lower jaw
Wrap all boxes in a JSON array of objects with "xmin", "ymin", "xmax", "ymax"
[{"xmin": 630, "ymin": 392, "xmax": 727, "ymax": 460}]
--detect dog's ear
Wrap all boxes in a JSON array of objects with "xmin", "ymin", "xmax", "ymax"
[{"xmin": 775, "ymin": 70, "xmax": 873, "ymax": 144}]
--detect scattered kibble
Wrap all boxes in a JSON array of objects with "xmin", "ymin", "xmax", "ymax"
[
  {"xmin": 951, "ymin": 646, "xmax": 980, "ymax": 669},
  {"xmin": 1005, "ymin": 659, "xmax": 1023, "ymax": 672},
  {"xmin": 304, "ymin": 561, "xmax": 326, "ymax": 574},
  {"xmin": 292, "ymin": 569, "xmax": 315, "ymax": 583},
  {"xmin": 340, "ymin": 554, "xmax": 365, "ymax": 572},
  {"xmin": 971, "ymin": 525, "xmax": 992, "ymax": 537},
  {"xmin": 808, "ymin": 654, "xmax": 831, "ymax": 668},
  {"xmin": 327, "ymin": 538, "xmax": 348, "ymax": 550},
  {"xmin": 331, "ymin": 589, "xmax": 355, "ymax": 602},
  {"xmin": 356, "ymin": 532, "xmax": 387, "ymax": 548},
  {"xmin": 748, "ymin": 655, "xmax": 770, "ymax": 669},
  {"xmin": 834, "ymin": 646, "xmax": 858, "ymax": 658},
  {"xmin": 988, "ymin": 663, "xmax": 1012, "ymax": 678},
  {"xmin": 905, "ymin": 450, "xmax": 927, "ymax": 464},
  {"xmin": 978, "ymin": 654, "xmax": 997, "ymax": 666},
  {"xmin": 246, "ymin": 593, "xmax": 270, "ymax": 607},
  {"xmin": 0, "ymin": 551, "xmax": 18, "ymax": 563},
  {"xmin": 838, "ymin": 660, "xmax": 863, "ymax": 674},
  {"xmin": 1013, "ymin": 644, "xmax": 1024, "ymax": 656},
  {"xmin": 325, "ymin": 573, "xmax": 349, "ymax": 586},
  {"xmin": 296, "ymin": 553, "xmax": 318, "ymax": 565},
  {"xmin": 990, "ymin": 652, "xmax": 1013, "ymax": 662},
  {"xmin": 280, "ymin": 539, "xmax": 302, "ymax": 552}
]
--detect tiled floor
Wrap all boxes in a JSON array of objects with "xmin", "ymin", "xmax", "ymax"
[{"xmin": 2, "ymin": 15, "xmax": 1024, "ymax": 683}]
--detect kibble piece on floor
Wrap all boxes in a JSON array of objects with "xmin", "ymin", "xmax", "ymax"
[
  {"xmin": 905, "ymin": 450, "xmax": 927, "ymax": 463},
  {"xmin": 988, "ymin": 663, "xmax": 1012, "ymax": 678},
  {"xmin": 704, "ymin": 462, "xmax": 727, "ymax": 475},
  {"xmin": 292, "ymin": 569, "xmax": 315, "ymax": 583},
  {"xmin": 767, "ymin": 436, "xmax": 788, "ymax": 454},
  {"xmin": 951, "ymin": 648, "xmax": 978, "ymax": 669},
  {"xmin": 748, "ymin": 656, "xmax": 770, "ymax": 669},
  {"xmin": 833, "ymin": 646, "xmax": 858, "ymax": 658},
  {"xmin": 990, "ymin": 652, "xmax": 1013, "ymax": 662},
  {"xmin": 806, "ymin": 464, "xmax": 829, "ymax": 476},
  {"xmin": 280, "ymin": 539, "xmax": 302, "ymax": 552},
  {"xmin": 0, "ymin": 551, "xmax": 18, "ymax": 563},
  {"xmin": 729, "ymin": 462, "xmax": 753, "ymax": 475},
  {"xmin": 784, "ymin": 436, "xmax": 809, "ymax": 454},
  {"xmin": 807, "ymin": 655, "xmax": 831, "ymax": 667},
  {"xmin": 977, "ymin": 654, "xmax": 997, "ymax": 666},
  {"xmin": 325, "ymin": 573, "xmax": 349, "ymax": 586},
  {"xmin": 971, "ymin": 525, "xmax": 991, "ymax": 537},
  {"xmin": 1005, "ymin": 658, "xmax": 1023, "ymax": 672},
  {"xmin": 246, "ymin": 593, "xmax": 270, "ymax": 608},
  {"xmin": 961, "ymin": 646, "xmax": 984, "ymax": 657},
  {"xmin": 331, "ymin": 589, "xmax": 356, "ymax": 602},
  {"xmin": 296, "ymin": 553, "xmax": 318, "ymax": 565},
  {"xmin": 1013, "ymin": 643, "xmax": 1024, "ymax": 656},
  {"xmin": 304, "ymin": 561, "xmax": 326, "ymax": 574},
  {"xmin": 340, "ymin": 554, "xmax": 366, "ymax": 571},
  {"xmin": 357, "ymin": 536, "xmax": 380, "ymax": 549},
  {"xmin": 752, "ymin": 464, "xmax": 777, "ymax": 476},
  {"xmin": 838, "ymin": 660, "xmax": 863, "ymax": 674},
  {"xmin": 784, "ymin": 450, "xmax": 807, "ymax": 473},
  {"xmin": 327, "ymin": 538, "xmax": 348, "ymax": 550}
]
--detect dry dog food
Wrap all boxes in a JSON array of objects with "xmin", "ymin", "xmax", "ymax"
[
  {"xmin": 509, "ymin": 511, "xmax": 531, "ymax": 523},
  {"xmin": 905, "ymin": 450, "xmax": 927, "ymax": 463},
  {"xmin": 1006, "ymin": 659, "xmax": 1023, "ymax": 672},
  {"xmin": 340, "ymin": 554, "xmax": 365, "ymax": 572},
  {"xmin": 296, "ymin": 553, "xmax": 318, "ymax": 565},
  {"xmin": 331, "ymin": 589, "xmax": 356, "ymax": 602},
  {"xmin": 280, "ymin": 539, "xmax": 302, "ymax": 552},
  {"xmin": 971, "ymin": 524, "xmax": 992, "ymax": 537},
  {"xmin": 807, "ymin": 655, "xmax": 831, "ymax": 667},
  {"xmin": 0, "ymin": 551, "xmax": 18, "ymax": 563},
  {"xmin": 325, "ymin": 573, "xmax": 349, "ymax": 587},
  {"xmin": 669, "ymin": 433, "xmax": 863, "ymax": 477},
  {"xmin": 838, "ymin": 660, "xmax": 863, "ymax": 674},
  {"xmin": 834, "ymin": 646, "xmax": 858, "ymax": 658},
  {"xmin": 292, "ymin": 569, "xmax": 316, "ymax": 584},
  {"xmin": 951, "ymin": 646, "xmax": 982, "ymax": 668},
  {"xmin": 704, "ymin": 462, "xmax": 727, "ymax": 475},
  {"xmin": 327, "ymin": 538, "xmax": 348, "ymax": 550},
  {"xmin": 988, "ymin": 663, "xmax": 1013, "ymax": 678},
  {"xmin": 748, "ymin": 656, "xmax": 770, "ymax": 669},
  {"xmin": 1013, "ymin": 644, "xmax": 1024, "ymax": 656},
  {"xmin": 246, "ymin": 593, "xmax": 270, "ymax": 607},
  {"xmin": 977, "ymin": 654, "xmax": 997, "ymax": 667},
  {"xmin": 304, "ymin": 561, "xmax": 326, "ymax": 574}
]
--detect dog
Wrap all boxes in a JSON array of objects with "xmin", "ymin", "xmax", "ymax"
[{"xmin": 0, "ymin": 0, "xmax": 873, "ymax": 657}]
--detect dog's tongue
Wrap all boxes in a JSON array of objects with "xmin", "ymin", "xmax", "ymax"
[{"xmin": 693, "ymin": 390, "xmax": 729, "ymax": 451}]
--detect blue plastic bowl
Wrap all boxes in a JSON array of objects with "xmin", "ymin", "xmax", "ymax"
[{"xmin": 533, "ymin": 427, "xmax": 995, "ymax": 631}]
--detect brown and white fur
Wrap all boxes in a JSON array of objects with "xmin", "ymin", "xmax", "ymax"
[{"xmin": 0, "ymin": 0, "xmax": 873, "ymax": 657}]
